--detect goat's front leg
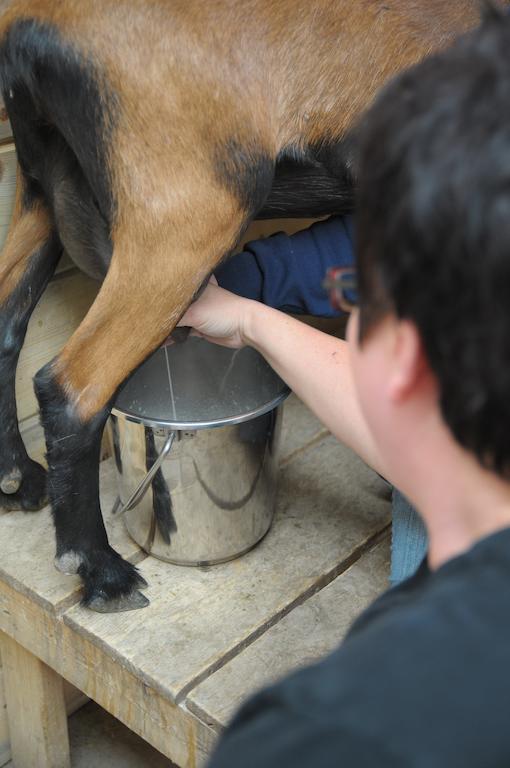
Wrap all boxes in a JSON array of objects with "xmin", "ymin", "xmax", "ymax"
[
  {"xmin": 0, "ymin": 177, "xmax": 60, "ymax": 511},
  {"xmin": 34, "ymin": 204, "xmax": 247, "ymax": 611}
]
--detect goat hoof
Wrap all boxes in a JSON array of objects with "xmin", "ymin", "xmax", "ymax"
[
  {"xmin": 79, "ymin": 547, "xmax": 149, "ymax": 612},
  {"xmin": 87, "ymin": 589, "xmax": 150, "ymax": 613},
  {"xmin": 0, "ymin": 460, "xmax": 47, "ymax": 511},
  {"xmin": 137, "ymin": 573, "xmax": 149, "ymax": 589},
  {"xmin": 0, "ymin": 468, "xmax": 22, "ymax": 494}
]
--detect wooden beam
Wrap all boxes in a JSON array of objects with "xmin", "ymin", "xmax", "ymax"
[{"xmin": 0, "ymin": 631, "xmax": 70, "ymax": 768}]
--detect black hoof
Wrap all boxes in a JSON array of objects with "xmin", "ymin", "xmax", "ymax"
[
  {"xmin": 79, "ymin": 547, "xmax": 149, "ymax": 613},
  {"xmin": 88, "ymin": 590, "xmax": 149, "ymax": 613},
  {"xmin": 0, "ymin": 460, "xmax": 48, "ymax": 511}
]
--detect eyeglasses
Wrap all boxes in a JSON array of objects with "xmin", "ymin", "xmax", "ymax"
[{"xmin": 323, "ymin": 267, "xmax": 359, "ymax": 313}]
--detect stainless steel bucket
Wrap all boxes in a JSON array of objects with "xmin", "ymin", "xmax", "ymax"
[{"xmin": 108, "ymin": 337, "xmax": 289, "ymax": 565}]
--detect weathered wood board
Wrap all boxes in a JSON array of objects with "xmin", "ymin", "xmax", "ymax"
[
  {"xmin": 63, "ymin": 434, "xmax": 390, "ymax": 706},
  {"xmin": 1, "ymin": 632, "xmax": 71, "ymax": 768},
  {"xmin": 279, "ymin": 392, "xmax": 329, "ymax": 462},
  {"xmin": 0, "ymin": 665, "xmax": 8, "ymax": 768},
  {"xmin": 186, "ymin": 537, "xmax": 390, "ymax": 730},
  {"xmin": 0, "ymin": 108, "xmax": 11, "ymax": 144},
  {"xmin": 0, "ymin": 144, "xmax": 15, "ymax": 248},
  {"xmin": 0, "ymin": 636, "xmax": 91, "ymax": 767},
  {"xmin": 0, "ymin": 595, "xmax": 219, "ymax": 768},
  {"xmin": 243, "ymin": 218, "xmax": 320, "ymax": 241}
]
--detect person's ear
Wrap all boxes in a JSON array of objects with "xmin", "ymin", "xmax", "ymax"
[{"xmin": 387, "ymin": 319, "xmax": 430, "ymax": 402}]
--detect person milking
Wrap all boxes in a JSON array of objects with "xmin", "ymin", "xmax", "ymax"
[{"xmin": 178, "ymin": 6, "xmax": 510, "ymax": 766}]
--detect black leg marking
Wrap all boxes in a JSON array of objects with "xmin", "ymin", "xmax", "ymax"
[
  {"xmin": 0, "ymin": 226, "xmax": 60, "ymax": 512},
  {"xmin": 34, "ymin": 365, "xmax": 149, "ymax": 612}
]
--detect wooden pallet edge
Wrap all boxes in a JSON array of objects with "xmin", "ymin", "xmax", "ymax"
[
  {"xmin": 0, "ymin": 661, "xmax": 88, "ymax": 767},
  {"xmin": 0, "ymin": 579, "xmax": 217, "ymax": 766}
]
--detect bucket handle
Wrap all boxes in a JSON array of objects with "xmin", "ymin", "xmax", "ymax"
[{"xmin": 116, "ymin": 431, "xmax": 176, "ymax": 515}]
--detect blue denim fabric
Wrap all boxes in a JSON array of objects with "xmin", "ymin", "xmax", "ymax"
[{"xmin": 391, "ymin": 489, "xmax": 428, "ymax": 585}]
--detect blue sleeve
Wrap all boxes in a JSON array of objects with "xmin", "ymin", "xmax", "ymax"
[{"xmin": 215, "ymin": 215, "xmax": 355, "ymax": 317}]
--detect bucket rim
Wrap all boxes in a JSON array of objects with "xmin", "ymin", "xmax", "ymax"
[{"xmin": 111, "ymin": 387, "xmax": 290, "ymax": 431}]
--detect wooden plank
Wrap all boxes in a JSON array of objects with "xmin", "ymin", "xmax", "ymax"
[
  {"xmin": 62, "ymin": 436, "xmax": 391, "ymax": 707},
  {"xmin": 242, "ymin": 219, "xmax": 320, "ymax": 242},
  {"xmin": 0, "ymin": 144, "xmax": 15, "ymax": 250},
  {"xmin": 280, "ymin": 393, "xmax": 329, "ymax": 463},
  {"xmin": 0, "ymin": 631, "xmax": 70, "ymax": 768},
  {"xmin": 17, "ymin": 413, "xmax": 48, "ymax": 468},
  {"xmin": 0, "ymin": 459, "xmax": 145, "ymax": 612},
  {"xmin": 0, "ymin": 646, "xmax": 93, "ymax": 768},
  {"xmin": 186, "ymin": 537, "xmax": 390, "ymax": 730},
  {"xmin": 0, "ymin": 665, "xmax": 8, "ymax": 768},
  {"xmin": 0, "ymin": 106, "xmax": 12, "ymax": 144},
  {"xmin": 0, "ymin": 662, "xmax": 87, "ymax": 768},
  {"xmin": 18, "ymin": 413, "xmax": 46, "ymax": 465},
  {"xmin": 0, "ymin": 579, "xmax": 217, "ymax": 767}
]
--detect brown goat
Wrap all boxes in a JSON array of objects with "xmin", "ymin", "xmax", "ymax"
[{"xmin": 0, "ymin": 0, "xmax": 499, "ymax": 610}]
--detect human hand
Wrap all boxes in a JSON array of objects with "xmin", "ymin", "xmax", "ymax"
[{"xmin": 177, "ymin": 277, "xmax": 256, "ymax": 349}]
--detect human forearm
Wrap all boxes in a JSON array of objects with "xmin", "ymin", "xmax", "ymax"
[
  {"xmin": 243, "ymin": 302, "xmax": 386, "ymax": 476},
  {"xmin": 178, "ymin": 282, "xmax": 385, "ymax": 476}
]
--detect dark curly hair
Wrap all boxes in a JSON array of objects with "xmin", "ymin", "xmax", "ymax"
[{"xmin": 355, "ymin": 5, "xmax": 510, "ymax": 476}]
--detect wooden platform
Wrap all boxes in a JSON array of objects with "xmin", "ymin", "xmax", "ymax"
[{"xmin": 0, "ymin": 396, "xmax": 391, "ymax": 767}]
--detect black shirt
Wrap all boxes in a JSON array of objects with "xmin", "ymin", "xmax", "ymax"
[{"xmin": 208, "ymin": 528, "xmax": 510, "ymax": 768}]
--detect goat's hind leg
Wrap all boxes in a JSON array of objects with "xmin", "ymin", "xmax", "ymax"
[{"xmin": 0, "ymin": 174, "xmax": 60, "ymax": 510}]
